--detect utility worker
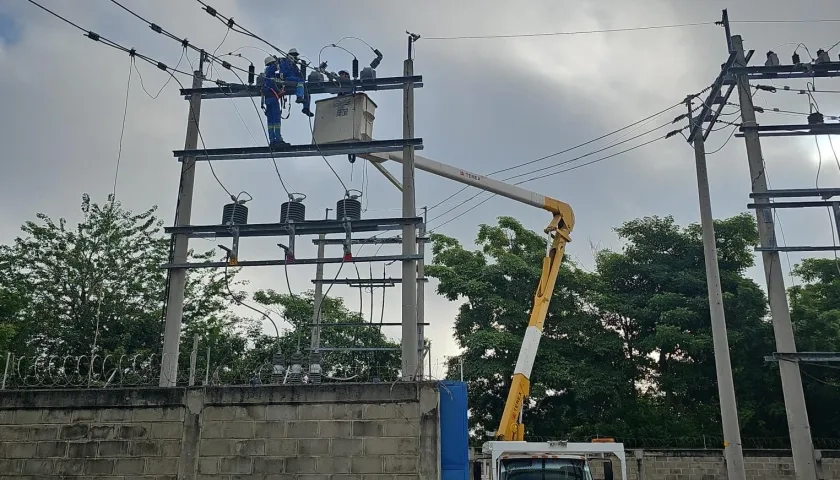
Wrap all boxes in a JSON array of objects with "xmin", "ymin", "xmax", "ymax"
[
  {"xmin": 336, "ymin": 70, "xmax": 351, "ymax": 97},
  {"xmin": 262, "ymin": 55, "xmax": 288, "ymax": 148},
  {"xmin": 279, "ymin": 48, "xmax": 313, "ymax": 118}
]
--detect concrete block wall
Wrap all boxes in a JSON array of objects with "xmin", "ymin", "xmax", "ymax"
[{"xmin": 0, "ymin": 383, "xmax": 441, "ymax": 480}]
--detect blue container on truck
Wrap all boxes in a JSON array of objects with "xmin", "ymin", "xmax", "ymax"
[{"xmin": 439, "ymin": 380, "xmax": 470, "ymax": 480}]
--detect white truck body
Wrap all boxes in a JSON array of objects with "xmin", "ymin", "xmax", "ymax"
[{"xmin": 481, "ymin": 441, "xmax": 628, "ymax": 480}]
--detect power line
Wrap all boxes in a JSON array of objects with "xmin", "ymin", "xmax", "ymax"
[
  {"xmin": 112, "ymin": 56, "xmax": 132, "ymax": 199},
  {"xmin": 422, "ymin": 22, "xmax": 716, "ymax": 40}
]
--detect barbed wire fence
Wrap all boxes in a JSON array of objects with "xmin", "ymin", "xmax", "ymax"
[{"xmin": 0, "ymin": 336, "xmax": 435, "ymax": 389}]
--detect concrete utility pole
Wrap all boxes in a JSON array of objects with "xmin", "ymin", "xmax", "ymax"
[
  {"xmin": 160, "ymin": 54, "xmax": 205, "ymax": 387},
  {"xmin": 401, "ymin": 43, "xmax": 419, "ymax": 380},
  {"xmin": 732, "ymin": 35, "xmax": 818, "ymax": 480},
  {"xmin": 311, "ymin": 209, "xmax": 330, "ymax": 355},
  {"xmin": 687, "ymin": 100, "xmax": 746, "ymax": 480}
]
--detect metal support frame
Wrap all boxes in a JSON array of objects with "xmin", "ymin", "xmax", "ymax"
[
  {"xmin": 726, "ymin": 62, "xmax": 840, "ymax": 82},
  {"xmin": 732, "ymin": 34, "xmax": 818, "ymax": 480},
  {"xmin": 765, "ymin": 352, "xmax": 840, "ymax": 363},
  {"xmin": 755, "ymin": 246, "xmax": 840, "ymax": 253},
  {"xmin": 313, "ymin": 278, "xmax": 428, "ymax": 285},
  {"xmin": 164, "ymin": 216, "xmax": 422, "ymax": 239},
  {"xmin": 312, "ymin": 237, "xmax": 428, "ymax": 245},
  {"xmin": 751, "ymin": 188, "xmax": 840, "ymax": 199},
  {"xmin": 162, "ymin": 254, "xmax": 423, "ymax": 270},
  {"xmin": 747, "ymin": 201, "xmax": 840, "ymax": 209},
  {"xmin": 173, "ymin": 138, "xmax": 424, "ymax": 162},
  {"xmin": 180, "ymin": 75, "xmax": 424, "ymax": 99},
  {"xmin": 308, "ymin": 322, "xmax": 430, "ymax": 327},
  {"xmin": 309, "ymin": 347, "xmax": 401, "ymax": 352},
  {"xmin": 738, "ymin": 123, "xmax": 840, "ymax": 138}
]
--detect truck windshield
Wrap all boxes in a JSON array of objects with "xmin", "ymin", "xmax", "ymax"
[{"xmin": 501, "ymin": 458, "xmax": 592, "ymax": 480}]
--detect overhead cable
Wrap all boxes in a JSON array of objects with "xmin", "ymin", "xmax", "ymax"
[{"xmin": 422, "ymin": 22, "xmax": 716, "ymax": 40}]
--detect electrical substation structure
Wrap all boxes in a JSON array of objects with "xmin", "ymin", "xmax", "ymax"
[
  {"xmin": 158, "ymin": 37, "xmax": 427, "ymax": 387},
  {"xmin": 683, "ymin": 10, "xmax": 840, "ymax": 480}
]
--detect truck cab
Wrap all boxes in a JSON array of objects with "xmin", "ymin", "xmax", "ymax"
[{"xmin": 481, "ymin": 441, "xmax": 627, "ymax": 480}]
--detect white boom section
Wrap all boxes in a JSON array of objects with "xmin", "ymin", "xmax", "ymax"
[{"xmin": 362, "ymin": 152, "xmax": 552, "ymax": 212}]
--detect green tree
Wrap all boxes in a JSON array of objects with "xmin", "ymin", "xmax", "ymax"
[
  {"xmin": 0, "ymin": 194, "xmax": 245, "ymax": 360},
  {"xmin": 788, "ymin": 258, "xmax": 840, "ymax": 437},
  {"xmin": 427, "ymin": 216, "xmax": 632, "ymax": 441}
]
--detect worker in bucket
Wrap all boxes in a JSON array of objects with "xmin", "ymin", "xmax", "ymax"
[
  {"xmin": 336, "ymin": 70, "xmax": 351, "ymax": 97},
  {"xmin": 279, "ymin": 48, "xmax": 313, "ymax": 118}
]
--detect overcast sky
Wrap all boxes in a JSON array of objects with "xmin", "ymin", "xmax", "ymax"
[{"xmin": 2, "ymin": 0, "xmax": 840, "ymax": 377}]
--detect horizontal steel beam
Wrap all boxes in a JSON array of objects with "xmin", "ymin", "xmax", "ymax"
[
  {"xmin": 747, "ymin": 201, "xmax": 839, "ymax": 209},
  {"xmin": 311, "ymin": 323, "xmax": 424, "ymax": 328},
  {"xmin": 754, "ymin": 246, "xmax": 840, "ymax": 252},
  {"xmin": 739, "ymin": 123, "xmax": 840, "ymax": 133},
  {"xmin": 313, "ymin": 277, "xmax": 429, "ymax": 285},
  {"xmin": 181, "ymin": 76, "xmax": 423, "ymax": 99},
  {"xmin": 173, "ymin": 138, "xmax": 423, "ymax": 161},
  {"xmin": 312, "ymin": 236, "xmax": 429, "ymax": 245},
  {"xmin": 310, "ymin": 347, "xmax": 400, "ymax": 352},
  {"xmin": 162, "ymin": 254, "xmax": 423, "ymax": 269},
  {"xmin": 725, "ymin": 62, "xmax": 840, "ymax": 82},
  {"xmin": 750, "ymin": 188, "xmax": 840, "ymax": 199},
  {"xmin": 765, "ymin": 352, "xmax": 840, "ymax": 363},
  {"xmin": 165, "ymin": 217, "xmax": 423, "ymax": 238}
]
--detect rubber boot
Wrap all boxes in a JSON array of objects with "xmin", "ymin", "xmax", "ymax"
[
  {"xmin": 295, "ymin": 84, "xmax": 305, "ymax": 104},
  {"xmin": 270, "ymin": 138, "xmax": 290, "ymax": 148}
]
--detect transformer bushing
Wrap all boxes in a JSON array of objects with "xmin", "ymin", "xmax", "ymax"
[
  {"xmin": 288, "ymin": 351, "xmax": 304, "ymax": 384},
  {"xmin": 270, "ymin": 350, "xmax": 285, "ymax": 384}
]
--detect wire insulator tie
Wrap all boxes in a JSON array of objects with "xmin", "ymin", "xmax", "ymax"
[
  {"xmin": 156, "ymin": 62, "xmax": 167, "ymax": 71},
  {"xmin": 204, "ymin": 6, "xmax": 217, "ymax": 16},
  {"xmin": 227, "ymin": 17, "xmax": 235, "ymax": 28},
  {"xmin": 86, "ymin": 31, "xmax": 100, "ymax": 41},
  {"xmin": 222, "ymin": 61, "xmax": 231, "ymax": 70},
  {"xmin": 150, "ymin": 23, "xmax": 162, "ymax": 34},
  {"xmin": 181, "ymin": 38, "xmax": 189, "ymax": 48}
]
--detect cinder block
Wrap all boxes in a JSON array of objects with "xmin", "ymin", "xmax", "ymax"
[
  {"xmin": 331, "ymin": 438, "xmax": 364, "ymax": 456},
  {"xmin": 84, "ymin": 458, "xmax": 116, "ymax": 474},
  {"xmin": 144, "ymin": 456, "xmax": 179, "ymax": 474},
  {"xmin": 90, "ymin": 425, "xmax": 116, "ymax": 440},
  {"xmin": 199, "ymin": 458, "xmax": 219, "ymax": 474},
  {"xmin": 60, "ymin": 423, "xmax": 89, "ymax": 440},
  {"xmin": 318, "ymin": 420, "xmax": 352, "ymax": 438},
  {"xmin": 219, "ymin": 456, "xmax": 252, "ymax": 474},
  {"xmin": 265, "ymin": 404, "xmax": 298, "ymax": 421},
  {"xmin": 286, "ymin": 456, "xmax": 317, "ymax": 473},
  {"xmin": 99, "ymin": 440, "xmax": 130, "ymax": 456},
  {"xmin": 385, "ymin": 456, "xmax": 418, "ymax": 474},
  {"xmin": 35, "ymin": 441, "xmax": 67, "ymax": 458},
  {"xmin": 29, "ymin": 424, "xmax": 59, "ymax": 440},
  {"xmin": 287, "ymin": 420, "xmax": 319, "ymax": 438},
  {"xmin": 253, "ymin": 457, "xmax": 286, "ymax": 474},
  {"xmin": 234, "ymin": 439, "xmax": 266, "ymax": 455},
  {"xmin": 0, "ymin": 459, "xmax": 22, "ymax": 474},
  {"xmin": 352, "ymin": 420, "xmax": 384, "ymax": 437},
  {"xmin": 14, "ymin": 409, "xmax": 41, "ymax": 424},
  {"xmin": 365, "ymin": 437, "xmax": 418, "ymax": 456},
  {"xmin": 200, "ymin": 438, "xmax": 234, "ymax": 456},
  {"xmin": 0, "ymin": 426, "xmax": 30, "ymax": 440},
  {"xmin": 159, "ymin": 439, "xmax": 181, "ymax": 456},
  {"xmin": 22, "ymin": 459, "xmax": 54, "ymax": 475},
  {"xmin": 114, "ymin": 458, "xmax": 146, "ymax": 474},
  {"xmin": 133, "ymin": 407, "xmax": 184, "ymax": 422},
  {"xmin": 255, "ymin": 421, "xmax": 286, "ymax": 438},
  {"xmin": 100, "ymin": 408, "xmax": 133, "ymax": 422},
  {"xmin": 298, "ymin": 404, "xmax": 331, "ymax": 420},
  {"xmin": 0, "ymin": 410, "xmax": 15, "ymax": 424},
  {"xmin": 363, "ymin": 403, "xmax": 398, "ymax": 419},
  {"xmin": 297, "ymin": 475, "xmax": 331, "ymax": 480},
  {"xmin": 40, "ymin": 409, "xmax": 73, "ymax": 424},
  {"xmin": 384, "ymin": 419, "xmax": 418, "ymax": 437},
  {"xmin": 240, "ymin": 405, "xmax": 267, "ymax": 421},
  {"xmin": 265, "ymin": 439, "xmax": 297, "ymax": 456},
  {"xmin": 5, "ymin": 442, "xmax": 37, "ymax": 457},
  {"xmin": 203, "ymin": 421, "xmax": 254, "ymax": 439},
  {"xmin": 118, "ymin": 424, "xmax": 149, "ymax": 439},
  {"xmin": 203, "ymin": 406, "xmax": 238, "ymax": 422},
  {"xmin": 68, "ymin": 441, "xmax": 98, "ymax": 458},
  {"xmin": 54, "ymin": 459, "xmax": 85, "ymax": 476},
  {"xmin": 351, "ymin": 456, "xmax": 384, "ymax": 474},
  {"xmin": 151, "ymin": 422, "xmax": 183, "ymax": 439},
  {"xmin": 130, "ymin": 439, "xmax": 161, "ymax": 456},
  {"xmin": 298, "ymin": 438, "xmax": 329, "ymax": 455},
  {"xmin": 332, "ymin": 475, "xmax": 361, "ymax": 480},
  {"xmin": 316, "ymin": 456, "xmax": 351, "ymax": 474},
  {"xmin": 331, "ymin": 404, "xmax": 364, "ymax": 420}
]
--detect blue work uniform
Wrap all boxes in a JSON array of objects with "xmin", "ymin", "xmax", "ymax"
[
  {"xmin": 262, "ymin": 62, "xmax": 285, "ymax": 144},
  {"xmin": 278, "ymin": 57, "xmax": 310, "ymax": 112}
]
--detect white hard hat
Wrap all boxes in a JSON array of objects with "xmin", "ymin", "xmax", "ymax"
[
  {"xmin": 288, "ymin": 48, "xmax": 299, "ymax": 56},
  {"xmin": 264, "ymin": 55, "xmax": 275, "ymax": 66}
]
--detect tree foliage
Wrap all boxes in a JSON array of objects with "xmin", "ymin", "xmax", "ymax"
[{"xmin": 428, "ymin": 213, "xmax": 840, "ymax": 442}]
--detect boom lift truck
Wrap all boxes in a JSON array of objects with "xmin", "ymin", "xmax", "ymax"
[{"xmin": 362, "ymin": 151, "xmax": 628, "ymax": 480}]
